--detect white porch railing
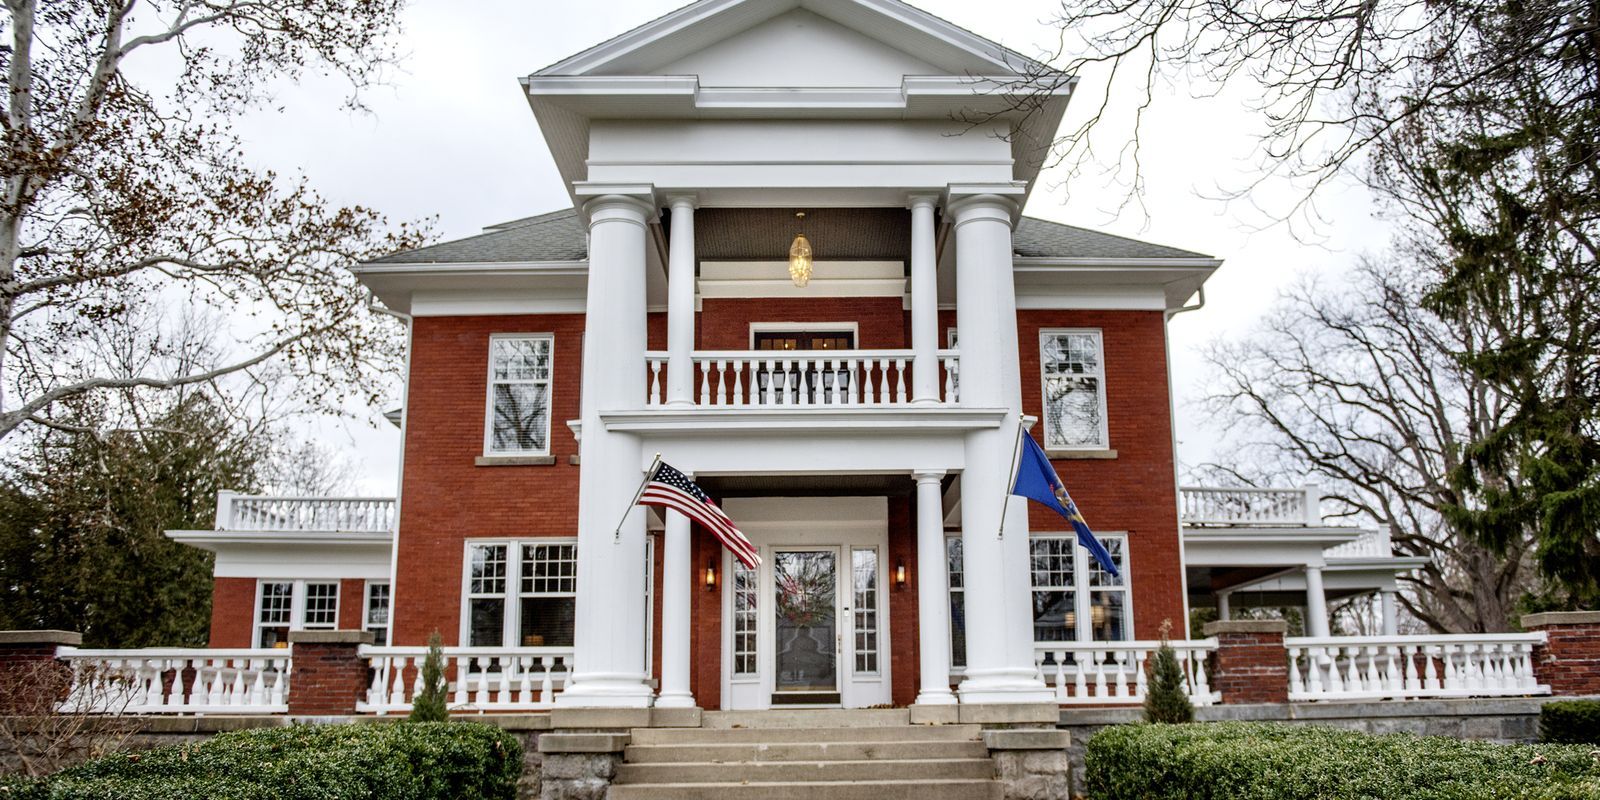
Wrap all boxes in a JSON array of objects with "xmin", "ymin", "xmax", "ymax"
[
  {"xmin": 216, "ymin": 493, "xmax": 396, "ymax": 532},
  {"xmin": 1033, "ymin": 640, "xmax": 1220, "ymax": 706},
  {"xmin": 1286, "ymin": 634, "xmax": 1549, "ymax": 701},
  {"xmin": 56, "ymin": 648, "xmax": 290, "ymax": 714},
  {"xmin": 1325, "ymin": 528, "xmax": 1394, "ymax": 559},
  {"xmin": 644, "ymin": 349, "xmax": 960, "ymax": 407},
  {"xmin": 1179, "ymin": 485, "xmax": 1321, "ymax": 526},
  {"xmin": 357, "ymin": 646, "xmax": 574, "ymax": 714}
]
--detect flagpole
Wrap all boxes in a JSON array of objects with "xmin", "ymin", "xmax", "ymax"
[
  {"xmin": 997, "ymin": 418, "xmax": 1027, "ymax": 540},
  {"xmin": 615, "ymin": 452, "xmax": 663, "ymax": 542}
]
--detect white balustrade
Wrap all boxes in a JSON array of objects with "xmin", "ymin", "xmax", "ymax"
[
  {"xmin": 1325, "ymin": 528, "xmax": 1394, "ymax": 559},
  {"xmin": 644, "ymin": 349, "xmax": 960, "ymax": 408},
  {"xmin": 56, "ymin": 648, "xmax": 290, "ymax": 714},
  {"xmin": 1031, "ymin": 641, "xmax": 1220, "ymax": 706},
  {"xmin": 218, "ymin": 494, "xmax": 396, "ymax": 533},
  {"xmin": 1286, "ymin": 634, "xmax": 1548, "ymax": 701},
  {"xmin": 1179, "ymin": 486, "xmax": 1319, "ymax": 526},
  {"xmin": 358, "ymin": 646, "xmax": 574, "ymax": 714}
]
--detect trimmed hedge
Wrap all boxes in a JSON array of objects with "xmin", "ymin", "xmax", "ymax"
[
  {"xmin": 0, "ymin": 722, "xmax": 522, "ymax": 800},
  {"xmin": 1544, "ymin": 701, "xmax": 1600, "ymax": 744},
  {"xmin": 1086, "ymin": 722, "xmax": 1600, "ymax": 800}
]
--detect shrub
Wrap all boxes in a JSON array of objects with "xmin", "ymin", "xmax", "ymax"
[
  {"xmin": 1, "ymin": 722, "xmax": 522, "ymax": 800},
  {"xmin": 1143, "ymin": 620, "xmax": 1193, "ymax": 724},
  {"xmin": 1543, "ymin": 700, "xmax": 1600, "ymax": 744},
  {"xmin": 410, "ymin": 631, "xmax": 450, "ymax": 723},
  {"xmin": 1086, "ymin": 721, "xmax": 1600, "ymax": 800}
]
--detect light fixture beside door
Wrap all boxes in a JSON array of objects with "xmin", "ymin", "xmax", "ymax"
[{"xmin": 788, "ymin": 211, "xmax": 812, "ymax": 288}]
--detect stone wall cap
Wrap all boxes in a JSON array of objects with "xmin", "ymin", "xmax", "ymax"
[
  {"xmin": 1522, "ymin": 611, "xmax": 1600, "ymax": 628},
  {"xmin": 0, "ymin": 630, "xmax": 82, "ymax": 646},
  {"xmin": 287, "ymin": 630, "xmax": 374, "ymax": 645},
  {"xmin": 983, "ymin": 728, "xmax": 1071, "ymax": 750},
  {"xmin": 538, "ymin": 732, "xmax": 630, "ymax": 754},
  {"xmin": 1203, "ymin": 620, "xmax": 1289, "ymax": 635}
]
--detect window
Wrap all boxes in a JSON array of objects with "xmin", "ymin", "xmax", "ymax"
[
  {"xmin": 732, "ymin": 558, "xmax": 759, "ymax": 675},
  {"xmin": 947, "ymin": 537, "xmax": 965, "ymax": 668},
  {"xmin": 1030, "ymin": 534, "xmax": 1130, "ymax": 642},
  {"xmin": 1039, "ymin": 330, "xmax": 1108, "ymax": 449},
  {"xmin": 365, "ymin": 582, "xmax": 391, "ymax": 646},
  {"xmin": 852, "ymin": 548, "xmax": 880, "ymax": 674},
  {"xmin": 463, "ymin": 540, "xmax": 577, "ymax": 648},
  {"xmin": 486, "ymin": 334, "xmax": 553, "ymax": 455},
  {"xmin": 254, "ymin": 580, "xmax": 340, "ymax": 648}
]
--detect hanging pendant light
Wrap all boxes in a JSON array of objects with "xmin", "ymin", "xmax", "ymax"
[{"xmin": 788, "ymin": 211, "xmax": 813, "ymax": 288}]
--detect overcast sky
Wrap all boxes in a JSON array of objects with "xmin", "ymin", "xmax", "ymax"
[{"xmin": 228, "ymin": 0, "xmax": 1392, "ymax": 494}]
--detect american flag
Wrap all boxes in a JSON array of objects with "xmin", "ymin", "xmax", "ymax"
[{"xmin": 638, "ymin": 462, "xmax": 760, "ymax": 569}]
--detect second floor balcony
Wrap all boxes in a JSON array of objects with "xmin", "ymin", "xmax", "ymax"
[{"xmin": 643, "ymin": 348, "xmax": 959, "ymax": 408}]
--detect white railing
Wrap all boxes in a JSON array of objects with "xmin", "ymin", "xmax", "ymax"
[
  {"xmin": 217, "ymin": 492, "xmax": 396, "ymax": 533},
  {"xmin": 1286, "ymin": 634, "xmax": 1549, "ymax": 701},
  {"xmin": 1180, "ymin": 485, "xmax": 1321, "ymax": 526},
  {"xmin": 357, "ymin": 646, "xmax": 574, "ymax": 714},
  {"xmin": 1325, "ymin": 528, "xmax": 1394, "ymax": 559},
  {"xmin": 1033, "ymin": 640, "xmax": 1220, "ymax": 706},
  {"xmin": 644, "ymin": 349, "xmax": 959, "ymax": 408},
  {"xmin": 56, "ymin": 648, "xmax": 290, "ymax": 714}
]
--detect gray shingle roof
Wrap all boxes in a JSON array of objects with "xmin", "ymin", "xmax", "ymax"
[{"xmin": 364, "ymin": 207, "xmax": 1210, "ymax": 265}]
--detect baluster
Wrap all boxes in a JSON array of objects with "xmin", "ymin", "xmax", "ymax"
[
  {"xmin": 732, "ymin": 360, "xmax": 746, "ymax": 406},
  {"xmin": 367, "ymin": 656, "xmax": 387, "ymax": 708},
  {"xmin": 270, "ymin": 657, "xmax": 287, "ymax": 706},
  {"xmin": 1288, "ymin": 648, "xmax": 1304, "ymax": 696},
  {"xmin": 164, "ymin": 659, "xmax": 185, "ymax": 709},
  {"xmin": 1400, "ymin": 645, "xmax": 1418, "ymax": 694},
  {"xmin": 410, "ymin": 656, "xmax": 425, "ymax": 706},
  {"xmin": 1343, "ymin": 646, "xmax": 1363, "ymax": 694},
  {"xmin": 249, "ymin": 659, "xmax": 268, "ymax": 706},
  {"xmin": 1441, "ymin": 645, "xmax": 1461, "ymax": 690},
  {"xmin": 648, "ymin": 360, "xmax": 661, "ymax": 405},
  {"xmin": 1381, "ymin": 646, "xmax": 1400, "ymax": 695},
  {"xmin": 1134, "ymin": 650, "xmax": 1150, "ymax": 699},
  {"xmin": 188, "ymin": 659, "xmax": 207, "ymax": 707},
  {"xmin": 496, "ymin": 656, "xmax": 514, "ymax": 708},
  {"xmin": 453, "ymin": 656, "xmax": 470, "ymax": 706},
  {"xmin": 859, "ymin": 360, "xmax": 875, "ymax": 404},
  {"xmin": 712, "ymin": 361, "xmax": 726, "ymax": 406},
  {"xmin": 1045, "ymin": 652, "xmax": 1062, "ymax": 702},
  {"xmin": 1362, "ymin": 645, "xmax": 1381, "ymax": 693},
  {"xmin": 1112, "ymin": 651, "xmax": 1129, "ymax": 697},
  {"xmin": 1423, "ymin": 646, "xmax": 1441, "ymax": 691},
  {"xmin": 229, "ymin": 658, "xmax": 248, "ymax": 705},
  {"xmin": 539, "ymin": 657, "xmax": 556, "ymax": 706},
  {"xmin": 1072, "ymin": 650, "xmax": 1089, "ymax": 699},
  {"xmin": 1518, "ymin": 643, "xmax": 1537, "ymax": 689},
  {"xmin": 1307, "ymin": 647, "xmax": 1326, "ymax": 695},
  {"xmin": 1091, "ymin": 651, "xmax": 1108, "ymax": 698},
  {"xmin": 1190, "ymin": 651, "xmax": 1212, "ymax": 703},
  {"xmin": 514, "ymin": 657, "xmax": 533, "ymax": 705},
  {"xmin": 876, "ymin": 358, "xmax": 891, "ymax": 404},
  {"xmin": 893, "ymin": 358, "xmax": 907, "ymax": 404},
  {"xmin": 472, "ymin": 657, "xmax": 490, "ymax": 707},
  {"xmin": 698, "ymin": 360, "xmax": 710, "ymax": 405},
  {"xmin": 761, "ymin": 359, "xmax": 775, "ymax": 405},
  {"xmin": 207, "ymin": 659, "xmax": 226, "ymax": 706}
]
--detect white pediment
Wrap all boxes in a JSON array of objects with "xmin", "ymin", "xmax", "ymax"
[
  {"xmin": 654, "ymin": 8, "xmax": 941, "ymax": 87},
  {"xmin": 536, "ymin": 0, "xmax": 1041, "ymax": 79}
]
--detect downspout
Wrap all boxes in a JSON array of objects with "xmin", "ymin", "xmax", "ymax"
[
  {"xmin": 368, "ymin": 292, "xmax": 413, "ymax": 644},
  {"xmin": 1164, "ymin": 286, "xmax": 1205, "ymax": 637}
]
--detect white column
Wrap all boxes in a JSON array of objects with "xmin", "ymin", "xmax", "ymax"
[
  {"xmin": 559, "ymin": 194, "xmax": 656, "ymax": 708},
  {"xmin": 949, "ymin": 192, "xmax": 1051, "ymax": 704},
  {"xmin": 666, "ymin": 195, "xmax": 697, "ymax": 406},
  {"xmin": 913, "ymin": 470, "xmax": 956, "ymax": 706},
  {"xmin": 1304, "ymin": 565, "xmax": 1330, "ymax": 638},
  {"xmin": 909, "ymin": 195, "xmax": 941, "ymax": 405},
  {"xmin": 655, "ymin": 509, "xmax": 695, "ymax": 707},
  {"xmin": 1379, "ymin": 590, "xmax": 1398, "ymax": 636},
  {"xmin": 1217, "ymin": 591, "xmax": 1232, "ymax": 621}
]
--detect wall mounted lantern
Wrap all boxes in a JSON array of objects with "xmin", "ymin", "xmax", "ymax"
[{"xmin": 788, "ymin": 211, "xmax": 813, "ymax": 288}]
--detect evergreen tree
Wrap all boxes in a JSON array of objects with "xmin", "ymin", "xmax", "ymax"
[
  {"xmin": 409, "ymin": 632, "xmax": 450, "ymax": 723},
  {"xmin": 1144, "ymin": 620, "xmax": 1194, "ymax": 724}
]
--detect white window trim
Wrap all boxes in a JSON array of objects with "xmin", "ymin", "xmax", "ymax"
[
  {"xmin": 363, "ymin": 580, "xmax": 391, "ymax": 645},
  {"xmin": 1038, "ymin": 328, "xmax": 1110, "ymax": 450},
  {"xmin": 252, "ymin": 579, "xmax": 340, "ymax": 648},
  {"xmin": 483, "ymin": 333, "xmax": 554, "ymax": 457},
  {"xmin": 1029, "ymin": 532, "xmax": 1133, "ymax": 642},
  {"xmin": 747, "ymin": 321, "xmax": 860, "ymax": 348},
  {"xmin": 459, "ymin": 538, "xmax": 578, "ymax": 648}
]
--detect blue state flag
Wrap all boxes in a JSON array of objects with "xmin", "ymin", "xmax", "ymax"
[{"xmin": 1010, "ymin": 432, "xmax": 1120, "ymax": 578}]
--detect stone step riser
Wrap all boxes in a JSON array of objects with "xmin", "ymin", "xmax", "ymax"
[
  {"xmin": 701, "ymin": 709, "xmax": 913, "ymax": 729},
  {"xmin": 615, "ymin": 757, "xmax": 996, "ymax": 784},
  {"xmin": 607, "ymin": 779, "xmax": 1004, "ymax": 800},
  {"xmin": 629, "ymin": 724, "xmax": 982, "ymax": 745},
  {"xmin": 624, "ymin": 740, "xmax": 990, "ymax": 764}
]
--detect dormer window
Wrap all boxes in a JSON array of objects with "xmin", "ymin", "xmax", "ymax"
[{"xmin": 485, "ymin": 334, "xmax": 553, "ymax": 456}]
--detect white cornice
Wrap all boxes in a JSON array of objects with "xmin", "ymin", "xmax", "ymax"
[{"xmin": 600, "ymin": 406, "xmax": 1007, "ymax": 434}]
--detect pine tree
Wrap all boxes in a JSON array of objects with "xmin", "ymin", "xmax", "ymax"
[
  {"xmin": 408, "ymin": 631, "xmax": 450, "ymax": 723},
  {"xmin": 1144, "ymin": 619, "xmax": 1194, "ymax": 724}
]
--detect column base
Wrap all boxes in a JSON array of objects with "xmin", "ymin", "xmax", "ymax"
[
  {"xmin": 957, "ymin": 668, "xmax": 1054, "ymax": 706},
  {"xmin": 653, "ymin": 691, "xmax": 697, "ymax": 709},
  {"xmin": 554, "ymin": 674, "xmax": 656, "ymax": 709}
]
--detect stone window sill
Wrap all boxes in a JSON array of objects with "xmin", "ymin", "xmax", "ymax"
[
  {"xmin": 475, "ymin": 455, "xmax": 557, "ymax": 467},
  {"xmin": 1046, "ymin": 448, "xmax": 1118, "ymax": 460}
]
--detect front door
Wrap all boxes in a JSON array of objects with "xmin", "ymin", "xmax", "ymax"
[{"xmin": 772, "ymin": 549, "xmax": 840, "ymax": 704}]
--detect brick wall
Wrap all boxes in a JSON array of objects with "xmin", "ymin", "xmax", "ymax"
[
  {"xmin": 1017, "ymin": 310, "xmax": 1186, "ymax": 640},
  {"xmin": 1523, "ymin": 612, "xmax": 1600, "ymax": 696},
  {"xmin": 698, "ymin": 297, "xmax": 907, "ymax": 349},
  {"xmin": 888, "ymin": 494, "xmax": 918, "ymax": 706},
  {"xmin": 209, "ymin": 577, "xmax": 257, "ymax": 648},
  {"xmin": 0, "ymin": 632, "xmax": 79, "ymax": 715},
  {"xmin": 285, "ymin": 631, "xmax": 372, "ymax": 715},
  {"xmin": 1203, "ymin": 620, "xmax": 1289, "ymax": 704}
]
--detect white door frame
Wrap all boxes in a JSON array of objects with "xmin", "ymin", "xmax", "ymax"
[{"xmin": 720, "ymin": 497, "xmax": 891, "ymax": 710}]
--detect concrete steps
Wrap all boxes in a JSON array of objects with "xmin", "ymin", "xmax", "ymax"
[{"xmin": 611, "ymin": 722, "xmax": 1001, "ymax": 800}]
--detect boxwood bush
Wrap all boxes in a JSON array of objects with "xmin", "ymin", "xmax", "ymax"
[
  {"xmin": 1086, "ymin": 722, "xmax": 1600, "ymax": 800},
  {"xmin": 1, "ymin": 722, "xmax": 522, "ymax": 800},
  {"xmin": 1543, "ymin": 700, "xmax": 1600, "ymax": 744}
]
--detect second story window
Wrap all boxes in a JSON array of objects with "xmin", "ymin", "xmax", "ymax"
[
  {"xmin": 1040, "ymin": 329, "xmax": 1108, "ymax": 450},
  {"xmin": 486, "ymin": 334, "xmax": 553, "ymax": 456}
]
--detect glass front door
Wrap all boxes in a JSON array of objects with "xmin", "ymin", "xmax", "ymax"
[{"xmin": 772, "ymin": 549, "xmax": 839, "ymax": 702}]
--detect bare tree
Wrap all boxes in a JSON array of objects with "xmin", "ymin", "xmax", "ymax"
[
  {"xmin": 0, "ymin": 0, "xmax": 429, "ymax": 442},
  {"xmin": 1201, "ymin": 259, "xmax": 1542, "ymax": 632},
  {"xmin": 0, "ymin": 658, "xmax": 135, "ymax": 777}
]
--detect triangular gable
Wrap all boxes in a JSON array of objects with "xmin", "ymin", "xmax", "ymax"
[{"xmin": 535, "ymin": 0, "xmax": 1047, "ymax": 79}]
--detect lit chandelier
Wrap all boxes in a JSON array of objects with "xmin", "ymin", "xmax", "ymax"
[{"xmin": 788, "ymin": 211, "xmax": 813, "ymax": 288}]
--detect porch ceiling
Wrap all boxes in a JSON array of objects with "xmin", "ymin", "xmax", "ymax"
[
  {"xmin": 684, "ymin": 207, "xmax": 912, "ymax": 264},
  {"xmin": 699, "ymin": 472, "xmax": 916, "ymax": 497}
]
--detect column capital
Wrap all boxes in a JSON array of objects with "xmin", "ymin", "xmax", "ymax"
[
  {"xmin": 665, "ymin": 193, "xmax": 700, "ymax": 211},
  {"xmin": 906, "ymin": 193, "xmax": 940, "ymax": 211},
  {"xmin": 912, "ymin": 470, "xmax": 946, "ymax": 484},
  {"xmin": 945, "ymin": 193, "xmax": 1019, "ymax": 226},
  {"xmin": 582, "ymin": 194, "xmax": 656, "ymax": 224}
]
